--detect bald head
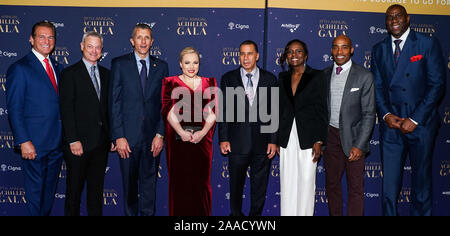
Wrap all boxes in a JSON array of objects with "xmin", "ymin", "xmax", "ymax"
[{"xmin": 331, "ymin": 35, "xmax": 354, "ymax": 66}]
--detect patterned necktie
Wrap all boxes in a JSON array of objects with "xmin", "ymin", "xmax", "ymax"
[
  {"xmin": 140, "ymin": 60, "xmax": 147, "ymax": 95},
  {"xmin": 43, "ymin": 58, "xmax": 58, "ymax": 94},
  {"xmin": 246, "ymin": 73, "xmax": 254, "ymax": 103},
  {"xmin": 336, "ymin": 66, "xmax": 343, "ymax": 75},
  {"xmin": 90, "ymin": 65, "xmax": 100, "ymax": 100},
  {"xmin": 394, "ymin": 39, "xmax": 402, "ymax": 65}
]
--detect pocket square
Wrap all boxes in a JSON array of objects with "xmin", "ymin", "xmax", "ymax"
[
  {"xmin": 350, "ymin": 88, "xmax": 360, "ymax": 92},
  {"xmin": 410, "ymin": 55, "xmax": 423, "ymax": 62}
]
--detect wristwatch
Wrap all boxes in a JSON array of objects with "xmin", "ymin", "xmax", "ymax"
[
  {"xmin": 156, "ymin": 133, "xmax": 164, "ymax": 139},
  {"xmin": 315, "ymin": 141, "xmax": 323, "ymax": 145}
]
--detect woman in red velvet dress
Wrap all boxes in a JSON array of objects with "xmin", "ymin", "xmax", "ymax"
[{"xmin": 161, "ymin": 47, "xmax": 217, "ymax": 216}]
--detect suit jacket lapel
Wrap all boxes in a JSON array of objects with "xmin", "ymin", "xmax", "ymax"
[
  {"xmin": 325, "ymin": 66, "xmax": 333, "ymax": 117},
  {"xmin": 99, "ymin": 66, "xmax": 108, "ymax": 104},
  {"xmin": 340, "ymin": 63, "xmax": 357, "ymax": 111},
  {"xmin": 27, "ymin": 52, "xmax": 58, "ymax": 95},
  {"xmin": 145, "ymin": 56, "xmax": 158, "ymax": 101},
  {"xmin": 391, "ymin": 31, "xmax": 417, "ymax": 86},
  {"xmin": 127, "ymin": 53, "xmax": 145, "ymax": 99}
]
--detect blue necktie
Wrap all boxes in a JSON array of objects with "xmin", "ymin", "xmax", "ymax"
[
  {"xmin": 394, "ymin": 39, "xmax": 402, "ymax": 65},
  {"xmin": 140, "ymin": 60, "xmax": 147, "ymax": 95}
]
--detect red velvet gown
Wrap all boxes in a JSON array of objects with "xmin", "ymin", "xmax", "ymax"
[{"xmin": 161, "ymin": 76, "xmax": 217, "ymax": 216}]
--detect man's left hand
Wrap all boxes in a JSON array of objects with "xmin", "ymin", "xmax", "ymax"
[{"xmin": 400, "ymin": 118, "xmax": 417, "ymax": 134}]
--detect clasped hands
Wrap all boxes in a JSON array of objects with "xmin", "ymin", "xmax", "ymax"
[
  {"xmin": 179, "ymin": 129, "xmax": 206, "ymax": 144},
  {"xmin": 385, "ymin": 113, "xmax": 417, "ymax": 134}
]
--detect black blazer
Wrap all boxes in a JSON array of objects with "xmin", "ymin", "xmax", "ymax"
[
  {"xmin": 218, "ymin": 67, "xmax": 278, "ymax": 155},
  {"xmin": 59, "ymin": 60, "xmax": 110, "ymax": 151},
  {"xmin": 277, "ymin": 65, "xmax": 328, "ymax": 149}
]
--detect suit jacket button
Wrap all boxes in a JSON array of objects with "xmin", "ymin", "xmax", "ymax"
[
  {"xmin": 402, "ymin": 88, "xmax": 406, "ymax": 92},
  {"xmin": 406, "ymin": 73, "xmax": 410, "ymax": 77},
  {"xmin": 98, "ymin": 121, "xmax": 103, "ymax": 126},
  {"xmin": 404, "ymin": 103, "xmax": 408, "ymax": 106}
]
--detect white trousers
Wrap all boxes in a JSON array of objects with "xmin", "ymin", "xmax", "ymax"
[{"xmin": 280, "ymin": 121, "xmax": 317, "ymax": 216}]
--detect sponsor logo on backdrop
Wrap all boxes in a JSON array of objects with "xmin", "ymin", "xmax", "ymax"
[
  {"xmin": 222, "ymin": 47, "xmax": 240, "ymax": 66},
  {"xmin": 0, "ymin": 187, "xmax": 26, "ymax": 204},
  {"xmin": 365, "ymin": 192, "xmax": 380, "ymax": 199},
  {"xmin": 228, "ymin": 22, "xmax": 250, "ymax": 31},
  {"xmin": 0, "ymin": 15, "xmax": 20, "ymax": 33},
  {"xmin": 410, "ymin": 23, "xmax": 435, "ymax": 37},
  {"xmin": 364, "ymin": 51, "xmax": 372, "ymax": 70},
  {"xmin": 177, "ymin": 17, "xmax": 207, "ymax": 36},
  {"xmin": 369, "ymin": 26, "xmax": 388, "ymax": 35},
  {"xmin": 51, "ymin": 22, "xmax": 64, "ymax": 28},
  {"xmin": 0, "ymin": 50, "xmax": 18, "ymax": 58},
  {"xmin": 0, "ymin": 107, "xmax": 7, "ymax": 116},
  {"xmin": 365, "ymin": 162, "xmax": 383, "ymax": 178},
  {"xmin": 323, "ymin": 54, "xmax": 332, "ymax": 62},
  {"xmin": 315, "ymin": 187, "xmax": 328, "ymax": 204},
  {"xmin": 83, "ymin": 16, "xmax": 115, "ymax": 36},
  {"xmin": 222, "ymin": 161, "xmax": 229, "ymax": 178},
  {"xmin": 149, "ymin": 46, "xmax": 162, "ymax": 59},
  {"xmin": 52, "ymin": 47, "xmax": 70, "ymax": 65},
  {"xmin": 444, "ymin": 107, "xmax": 450, "ymax": 125},
  {"xmin": 1, "ymin": 74, "xmax": 6, "ymax": 92},
  {"xmin": 0, "ymin": 164, "xmax": 21, "ymax": 172},
  {"xmin": 441, "ymin": 160, "xmax": 450, "ymax": 177},
  {"xmin": 318, "ymin": 19, "xmax": 348, "ymax": 38},
  {"xmin": 99, "ymin": 52, "xmax": 109, "ymax": 62},
  {"xmin": 103, "ymin": 189, "xmax": 119, "ymax": 206},
  {"xmin": 58, "ymin": 161, "xmax": 67, "ymax": 179},
  {"xmin": 281, "ymin": 23, "xmax": 300, "ymax": 33},
  {"xmin": 0, "ymin": 132, "xmax": 14, "ymax": 150},
  {"xmin": 271, "ymin": 160, "xmax": 279, "ymax": 177},
  {"xmin": 398, "ymin": 188, "xmax": 411, "ymax": 203},
  {"xmin": 275, "ymin": 48, "xmax": 284, "ymax": 66},
  {"xmin": 443, "ymin": 191, "xmax": 450, "ymax": 196},
  {"xmin": 369, "ymin": 139, "xmax": 379, "ymax": 146}
]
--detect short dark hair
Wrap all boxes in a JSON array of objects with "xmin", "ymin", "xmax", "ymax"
[
  {"xmin": 132, "ymin": 23, "xmax": 153, "ymax": 38},
  {"xmin": 31, "ymin": 20, "xmax": 56, "ymax": 37},
  {"xmin": 239, "ymin": 40, "xmax": 258, "ymax": 53},
  {"xmin": 280, "ymin": 39, "xmax": 309, "ymax": 71},
  {"xmin": 386, "ymin": 4, "xmax": 408, "ymax": 15}
]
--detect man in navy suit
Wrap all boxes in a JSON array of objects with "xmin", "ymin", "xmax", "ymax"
[
  {"xmin": 6, "ymin": 21, "xmax": 64, "ymax": 216},
  {"xmin": 371, "ymin": 4, "xmax": 446, "ymax": 216},
  {"xmin": 110, "ymin": 23, "xmax": 168, "ymax": 216}
]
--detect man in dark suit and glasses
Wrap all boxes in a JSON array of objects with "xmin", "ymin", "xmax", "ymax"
[
  {"xmin": 110, "ymin": 23, "xmax": 168, "ymax": 216},
  {"xmin": 59, "ymin": 31, "xmax": 112, "ymax": 216},
  {"xmin": 219, "ymin": 40, "xmax": 278, "ymax": 216}
]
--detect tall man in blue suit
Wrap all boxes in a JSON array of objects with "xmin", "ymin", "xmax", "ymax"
[
  {"xmin": 6, "ymin": 21, "xmax": 64, "ymax": 216},
  {"xmin": 110, "ymin": 23, "xmax": 168, "ymax": 216},
  {"xmin": 371, "ymin": 4, "xmax": 446, "ymax": 216}
]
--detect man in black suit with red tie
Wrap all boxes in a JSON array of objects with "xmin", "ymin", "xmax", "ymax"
[
  {"xmin": 219, "ymin": 40, "xmax": 278, "ymax": 216},
  {"xmin": 59, "ymin": 31, "xmax": 112, "ymax": 216}
]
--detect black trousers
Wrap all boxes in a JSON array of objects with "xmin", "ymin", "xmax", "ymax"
[
  {"xmin": 64, "ymin": 141, "xmax": 109, "ymax": 216},
  {"xmin": 228, "ymin": 152, "xmax": 272, "ymax": 216}
]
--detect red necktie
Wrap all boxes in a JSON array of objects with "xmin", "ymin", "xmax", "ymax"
[{"xmin": 43, "ymin": 58, "xmax": 58, "ymax": 94}]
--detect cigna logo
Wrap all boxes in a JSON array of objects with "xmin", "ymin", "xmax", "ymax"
[
  {"xmin": 0, "ymin": 164, "xmax": 22, "ymax": 172},
  {"xmin": 369, "ymin": 26, "xmax": 388, "ymax": 34},
  {"xmin": 228, "ymin": 22, "xmax": 250, "ymax": 31},
  {"xmin": 0, "ymin": 50, "xmax": 18, "ymax": 58}
]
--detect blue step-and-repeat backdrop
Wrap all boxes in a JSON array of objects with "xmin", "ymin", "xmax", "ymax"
[{"xmin": 0, "ymin": 0, "xmax": 449, "ymax": 216}]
